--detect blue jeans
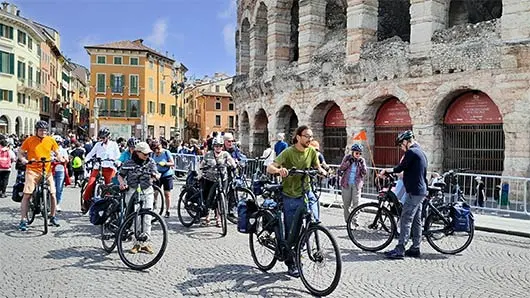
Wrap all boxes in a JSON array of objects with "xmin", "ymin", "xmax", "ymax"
[
  {"xmin": 282, "ymin": 191, "xmax": 319, "ymax": 245},
  {"xmin": 54, "ymin": 170, "xmax": 65, "ymax": 205},
  {"xmin": 396, "ymin": 193, "xmax": 424, "ymax": 251}
]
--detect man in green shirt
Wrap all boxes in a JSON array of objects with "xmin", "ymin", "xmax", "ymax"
[{"xmin": 267, "ymin": 125, "xmax": 328, "ymax": 278}]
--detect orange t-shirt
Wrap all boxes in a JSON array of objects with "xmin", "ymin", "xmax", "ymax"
[{"xmin": 20, "ymin": 136, "xmax": 59, "ymax": 174}]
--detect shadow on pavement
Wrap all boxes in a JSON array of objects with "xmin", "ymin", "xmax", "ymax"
[
  {"xmin": 175, "ymin": 264, "xmax": 308, "ymax": 297},
  {"xmin": 340, "ymin": 247, "xmax": 449, "ymax": 262},
  {"xmin": 42, "ymin": 245, "xmax": 131, "ymax": 272}
]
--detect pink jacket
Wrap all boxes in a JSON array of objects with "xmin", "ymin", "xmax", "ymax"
[{"xmin": 339, "ymin": 154, "xmax": 368, "ymax": 190}]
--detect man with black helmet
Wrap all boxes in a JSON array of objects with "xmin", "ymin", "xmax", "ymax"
[
  {"xmin": 82, "ymin": 127, "xmax": 120, "ymax": 212},
  {"xmin": 379, "ymin": 130, "xmax": 428, "ymax": 259},
  {"xmin": 17, "ymin": 120, "xmax": 65, "ymax": 231}
]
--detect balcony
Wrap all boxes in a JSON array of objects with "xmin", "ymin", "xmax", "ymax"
[
  {"xmin": 17, "ymin": 78, "xmax": 46, "ymax": 97},
  {"xmin": 109, "ymin": 110, "xmax": 127, "ymax": 117}
]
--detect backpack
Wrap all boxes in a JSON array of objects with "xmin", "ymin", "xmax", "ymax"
[
  {"xmin": 71, "ymin": 156, "xmax": 83, "ymax": 169},
  {"xmin": 451, "ymin": 203, "xmax": 473, "ymax": 232},
  {"xmin": 0, "ymin": 149, "xmax": 11, "ymax": 170},
  {"xmin": 89, "ymin": 198, "xmax": 114, "ymax": 225}
]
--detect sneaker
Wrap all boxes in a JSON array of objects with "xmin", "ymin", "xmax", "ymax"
[
  {"xmin": 140, "ymin": 244, "xmax": 154, "ymax": 254},
  {"xmin": 56, "ymin": 205, "xmax": 62, "ymax": 212},
  {"xmin": 18, "ymin": 220, "xmax": 28, "ymax": 231},
  {"xmin": 164, "ymin": 211, "xmax": 170, "ymax": 218},
  {"xmin": 129, "ymin": 244, "xmax": 141, "ymax": 254},
  {"xmin": 287, "ymin": 265, "xmax": 300, "ymax": 278},
  {"xmin": 405, "ymin": 248, "xmax": 421, "ymax": 258},
  {"xmin": 50, "ymin": 216, "xmax": 60, "ymax": 227},
  {"xmin": 385, "ymin": 248, "xmax": 404, "ymax": 259}
]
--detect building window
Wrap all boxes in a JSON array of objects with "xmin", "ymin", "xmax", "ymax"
[
  {"xmin": 28, "ymin": 38, "xmax": 33, "ymax": 50},
  {"xmin": 96, "ymin": 74, "xmax": 106, "ymax": 93},
  {"xmin": 17, "ymin": 30, "xmax": 26, "ymax": 45},
  {"xmin": 113, "ymin": 56, "xmax": 122, "ymax": 65},
  {"xmin": 171, "ymin": 105, "xmax": 176, "ymax": 116},
  {"xmin": 129, "ymin": 75, "xmax": 139, "ymax": 95},
  {"xmin": 127, "ymin": 99, "xmax": 140, "ymax": 117},
  {"xmin": 228, "ymin": 103, "xmax": 234, "ymax": 111},
  {"xmin": 159, "ymin": 126, "xmax": 165, "ymax": 137},
  {"xmin": 215, "ymin": 115, "xmax": 221, "ymax": 126},
  {"xmin": 0, "ymin": 51, "xmax": 15, "ymax": 74},
  {"xmin": 148, "ymin": 77, "xmax": 154, "ymax": 91},
  {"xmin": 130, "ymin": 57, "xmax": 139, "ymax": 65},
  {"xmin": 160, "ymin": 103, "xmax": 166, "ymax": 115},
  {"xmin": 96, "ymin": 98, "xmax": 108, "ymax": 117},
  {"xmin": 110, "ymin": 74, "xmax": 124, "ymax": 93},
  {"xmin": 215, "ymin": 85, "xmax": 220, "ymax": 92},
  {"xmin": 228, "ymin": 116, "xmax": 234, "ymax": 128},
  {"xmin": 17, "ymin": 93, "xmax": 26, "ymax": 104},
  {"xmin": 17, "ymin": 61, "xmax": 26, "ymax": 80},
  {"xmin": 97, "ymin": 56, "xmax": 106, "ymax": 64},
  {"xmin": 28, "ymin": 66, "xmax": 33, "ymax": 85},
  {"xmin": 110, "ymin": 99, "xmax": 125, "ymax": 117},
  {"xmin": 148, "ymin": 125, "xmax": 154, "ymax": 137},
  {"xmin": 160, "ymin": 80, "xmax": 164, "ymax": 94},
  {"xmin": 0, "ymin": 89, "xmax": 14, "ymax": 102},
  {"xmin": 215, "ymin": 101, "xmax": 221, "ymax": 110},
  {"xmin": 0, "ymin": 24, "xmax": 14, "ymax": 39},
  {"xmin": 148, "ymin": 101, "xmax": 155, "ymax": 113}
]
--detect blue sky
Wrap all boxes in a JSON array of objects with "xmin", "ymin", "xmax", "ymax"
[{"xmin": 16, "ymin": 0, "xmax": 237, "ymax": 79}]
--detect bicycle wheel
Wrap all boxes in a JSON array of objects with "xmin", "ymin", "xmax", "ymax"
[
  {"xmin": 152, "ymin": 185, "xmax": 165, "ymax": 216},
  {"xmin": 79, "ymin": 180, "xmax": 87, "ymax": 211},
  {"xmin": 117, "ymin": 210, "xmax": 168, "ymax": 270},
  {"xmin": 27, "ymin": 195, "xmax": 37, "ymax": 225},
  {"xmin": 425, "ymin": 206, "xmax": 474, "ymax": 254},
  {"xmin": 227, "ymin": 187, "xmax": 255, "ymax": 225},
  {"xmin": 177, "ymin": 188, "xmax": 200, "ymax": 227},
  {"xmin": 217, "ymin": 193, "xmax": 228, "ymax": 237},
  {"xmin": 249, "ymin": 211, "xmax": 278, "ymax": 271},
  {"xmin": 297, "ymin": 224, "xmax": 342, "ymax": 297},
  {"xmin": 101, "ymin": 212, "xmax": 119, "ymax": 253},
  {"xmin": 347, "ymin": 202, "xmax": 396, "ymax": 252},
  {"xmin": 42, "ymin": 189, "xmax": 49, "ymax": 235}
]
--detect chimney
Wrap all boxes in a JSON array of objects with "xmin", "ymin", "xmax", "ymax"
[
  {"xmin": 133, "ymin": 38, "xmax": 143, "ymax": 44},
  {"xmin": 1, "ymin": 2, "xmax": 8, "ymax": 11}
]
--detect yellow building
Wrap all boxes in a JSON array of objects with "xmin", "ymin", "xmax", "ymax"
[{"xmin": 85, "ymin": 39, "xmax": 187, "ymax": 140}]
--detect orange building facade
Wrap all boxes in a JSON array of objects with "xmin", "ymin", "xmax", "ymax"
[{"xmin": 85, "ymin": 39, "xmax": 187, "ymax": 140}]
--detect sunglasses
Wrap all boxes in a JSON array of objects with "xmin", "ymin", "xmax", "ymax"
[
  {"xmin": 353, "ymin": 151, "xmax": 362, "ymax": 155},
  {"xmin": 214, "ymin": 144, "xmax": 223, "ymax": 148}
]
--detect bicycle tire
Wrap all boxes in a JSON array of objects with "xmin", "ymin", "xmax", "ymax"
[
  {"xmin": 101, "ymin": 212, "xmax": 119, "ymax": 253},
  {"xmin": 152, "ymin": 184, "xmax": 165, "ymax": 216},
  {"xmin": 226, "ymin": 187, "xmax": 255, "ymax": 225},
  {"xmin": 79, "ymin": 180, "xmax": 87, "ymax": 211},
  {"xmin": 116, "ymin": 210, "xmax": 168, "ymax": 270},
  {"xmin": 27, "ymin": 195, "xmax": 36, "ymax": 225},
  {"xmin": 249, "ymin": 211, "xmax": 278, "ymax": 271},
  {"xmin": 177, "ymin": 188, "xmax": 200, "ymax": 227},
  {"xmin": 218, "ymin": 193, "xmax": 228, "ymax": 237},
  {"xmin": 42, "ymin": 188, "xmax": 49, "ymax": 235},
  {"xmin": 425, "ymin": 206, "xmax": 474, "ymax": 254},
  {"xmin": 297, "ymin": 224, "xmax": 342, "ymax": 297},
  {"xmin": 347, "ymin": 202, "xmax": 396, "ymax": 252}
]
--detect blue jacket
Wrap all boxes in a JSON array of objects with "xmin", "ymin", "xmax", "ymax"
[
  {"xmin": 274, "ymin": 141, "xmax": 288, "ymax": 156},
  {"xmin": 393, "ymin": 143, "xmax": 428, "ymax": 196}
]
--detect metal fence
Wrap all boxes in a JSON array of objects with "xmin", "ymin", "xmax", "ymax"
[{"xmin": 171, "ymin": 154, "xmax": 530, "ymax": 217}]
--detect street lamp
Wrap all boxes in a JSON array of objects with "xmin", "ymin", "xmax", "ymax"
[{"xmin": 93, "ymin": 99, "xmax": 99, "ymax": 139}]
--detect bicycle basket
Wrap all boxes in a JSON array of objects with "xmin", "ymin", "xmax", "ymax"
[{"xmin": 89, "ymin": 198, "xmax": 114, "ymax": 225}]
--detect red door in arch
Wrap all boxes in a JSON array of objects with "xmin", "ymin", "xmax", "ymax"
[
  {"xmin": 323, "ymin": 105, "xmax": 347, "ymax": 164},
  {"xmin": 374, "ymin": 98, "xmax": 412, "ymax": 168}
]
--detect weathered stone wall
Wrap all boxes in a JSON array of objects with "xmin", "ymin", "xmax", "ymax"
[{"xmin": 231, "ymin": 0, "xmax": 530, "ymax": 177}]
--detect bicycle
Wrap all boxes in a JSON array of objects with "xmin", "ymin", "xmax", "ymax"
[
  {"xmin": 26, "ymin": 158, "xmax": 53, "ymax": 235},
  {"xmin": 249, "ymin": 168, "xmax": 342, "ymax": 297},
  {"xmin": 115, "ymin": 164, "xmax": 169, "ymax": 270},
  {"xmin": 80, "ymin": 157, "xmax": 115, "ymax": 212},
  {"xmin": 347, "ymin": 172, "xmax": 474, "ymax": 255},
  {"xmin": 99, "ymin": 184, "xmax": 133, "ymax": 253},
  {"xmin": 225, "ymin": 163, "xmax": 256, "ymax": 225}
]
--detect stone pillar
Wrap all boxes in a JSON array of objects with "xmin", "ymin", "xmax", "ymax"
[
  {"xmin": 239, "ymin": 20, "xmax": 251, "ymax": 75},
  {"xmin": 346, "ymin": 0, "xmax": 378, "ymax": 63},
  {"xmin": 249, "ymin": 26, "xmax": 257, "ymax": 78},
  {"xmin": 267, "ymin": 3, "xmax": 291, "ymax": 72},
  {"xmin": 298, "ymin": 0, "xmax": 327, "ymax": 66},
  {"xmin": 500, "ymin": 0, "xmax": 530, "ymax": 69},
  {"xmin": 409, "ymin": 0, "xmax": 449, "ymax": 57}
]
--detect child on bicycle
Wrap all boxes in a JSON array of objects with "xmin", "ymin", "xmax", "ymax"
[{"xmin": 117, "ymin": 142, "xmax": 160, "ymax": 254}]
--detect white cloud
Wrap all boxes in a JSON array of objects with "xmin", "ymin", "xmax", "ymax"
[
  {"xmin": 218, "ymin": 0, "xmax": 237, "ymax": 19},
  {"xmin": 219, "ymin": 0, "xmax": 237, "ymax": 56},
  {"xmin": 223, "ymin": 23, "xmax": 236, "ymax": 56},
  {"xmin": 147, "ymin": 18, "xmax": 168, "ymax": 47}
]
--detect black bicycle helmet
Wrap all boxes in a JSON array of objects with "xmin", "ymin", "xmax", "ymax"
[
  {"xmin": 98, "ymin": 127, "xmax": 111, "ymax": 139},
  {"xmin": 35, "ymin": 120, "xmax": 48, "ymax": 130},
  {"xmin": 127, "ymin": 137, "xmax": 139, "ymax": 148},
  {"xmin": 396, "ymin": 130, "xmax": 414, "ymax": 145},
  {"xmin": 351, "ymin": 143, "xmax": 363, "ymax": 152}
]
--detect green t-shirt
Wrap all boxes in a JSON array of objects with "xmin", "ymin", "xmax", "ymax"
[{"xmin": 274, "ymin": 145, "xmax": 319, "ymax": 198}]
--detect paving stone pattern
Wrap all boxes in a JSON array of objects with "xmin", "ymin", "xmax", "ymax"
[{"xmin": 0, "ymin": 176, "xmax": 529, "ymax": 297}]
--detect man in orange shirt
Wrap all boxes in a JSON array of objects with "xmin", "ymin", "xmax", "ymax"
[{"xmin": 17, "ymin": 120, "xmax": 65, "ymax": 231}]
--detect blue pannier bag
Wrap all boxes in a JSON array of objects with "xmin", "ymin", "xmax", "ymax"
[
  {"xmin": 89, "ymin": 198, "xmax": 113, "ymax": 225},
  {"xmin": 237, "ymin": 199, "xmax": 258, "ymax": 233},
  {"xmin": 452, "ymin": 203, "xmax": 473, "ymax": 232}
]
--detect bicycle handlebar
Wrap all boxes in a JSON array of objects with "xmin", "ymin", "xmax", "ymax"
[
  {"xmin": 288, "ymin": 168, "xmax": 320, "ymax": 177},
  {"xmin": 27, "ymin": 158, "xmax": 53, "ymax": 164}
]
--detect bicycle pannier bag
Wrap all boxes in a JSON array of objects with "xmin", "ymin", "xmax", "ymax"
[
  {"xmin": 89, "ymin": 198, "xmax": 113, "ymax": 225},
  {"xmin": 452, "ymin": 203, "xmax": 472, "ymax": 232},
  {"xmin": 237, "ymin": 199, "xmax": 258, "ymax": 233}
]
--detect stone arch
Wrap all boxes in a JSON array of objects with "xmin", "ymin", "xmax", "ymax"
[
  {"xmin": 239, "ymin": 18, "xmax": 251, "ymax": 75},
  {"xmin": 377, "ymin": 0, "xmax": 411, "ymax": 42},
  {"xmin": 359, "ymin": 86, "xmax": 411, "ymax": 123},
  {"xmin": 235, "ymin": 30, "xmax": 240, "ymax": 74},
  {"xmin": 239, "ymin": 111, "xmax": 250, "ymax": 154},
  {"xmin": 449, "ymin": 0, "xmax": 502, "ymax": 27},
  {"xmin": 289, "ymin": 0, "xmax": 299, "ymax": 62},
  {"xmin": 15, "ymin": 117, "xmax": 22, "ymax": 136},
  {"xmin": 276, "ymin": 105, "xmax": 299, "ymax": 145},
  {"xmin": 326, "ymin": 0, "xmax": 347, "ymax": 30},
  {"xmin": 253, "ymin": 108, "xmax": 269, "ymax": 156},
  {"xmin": 310, "ymin": 101, "xmax": 347, "ymax": 164},
  {"xmin": 0, "ymin": 115, "xmax": 9, "ymax": 134},
  {"xmin": 252, "ymin": 2, "xmax": 268, "ymax": 76}
]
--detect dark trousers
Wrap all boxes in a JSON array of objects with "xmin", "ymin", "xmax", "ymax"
[{"xmin": 0, "ymin": 171, "xmax": 11, "ymax": 194}]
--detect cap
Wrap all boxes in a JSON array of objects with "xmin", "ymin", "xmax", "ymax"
[
  {"xmin": 135, "ymin": 142, "xmax": 153, "ymax": 154},
  {"xmin": 223, "ymin": 133, "xmax": 235, "ymax": 141}
]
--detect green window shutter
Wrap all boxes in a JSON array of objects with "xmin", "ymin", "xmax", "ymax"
[
  {"xmin": 121, "ymin": 75, "xmax": 124, "ymax": 92},
  {"xmin": 8, "ymin": 91, "xmax": 13, "ymax": 102},
  {"xmin": 9, "ymin": 54, "xmax": 14, "ymax": 74},
  {"xmin": 110, "ymin": 74, "xmax": 115, "ymax": 90}
]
